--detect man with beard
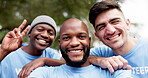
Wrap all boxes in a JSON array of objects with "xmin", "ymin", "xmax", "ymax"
[
  {"xmin": 0, "ymin": 15, "xmax": 64, "ymax": 78},
  {"xmin": 28, "ymin": 18, "xmax": 132, "ymax": 78}
]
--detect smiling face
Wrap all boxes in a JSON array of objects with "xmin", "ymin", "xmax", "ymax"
[
  {"xmin": 59, "ymin": 18, "xmax": 91, "ymax": 67},
  {"xmin": 29, "ymin": 24, "xmax": 55, "ymax": 51},
  {"xmin": 94, "ymin": 9, "xmax": 130, "ymax": 50}
]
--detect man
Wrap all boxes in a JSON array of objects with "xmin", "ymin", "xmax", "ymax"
[
  {"xmin": 89, "ymin": 0, "xmax": 148, "ymax": 77},
  {"xmin": 28, "ymin": 18, "xmax": 132, "ymax": 78},
  {"xmin": 0, "ymin": 15, "xmax": 64, "ymax": 78}
]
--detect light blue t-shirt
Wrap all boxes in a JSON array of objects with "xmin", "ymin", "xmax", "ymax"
[
  {"xmin": 0, "ymin": 47, "xmax": 61, "ymax": 78},
  {"xmin": 28, "ymin": 64, "xmax": 132, "ymax": 78},
  {"xmin": 90, "ymin": 38, "xmax": 148, "ymax": 78}
]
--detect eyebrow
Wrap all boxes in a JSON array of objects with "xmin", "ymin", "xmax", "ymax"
[
  {"xmin": 95, "ymin": 23, "xmax": 105, "ymax": 29},
  {"xmin": 95, "ymin": 17, "xmax": 120, "ymax": 28},
  {"xmin": 61, "ymin": 32, "xmax": 87, "ymax": 36},
  {"xmin": 61, "ymin": 33, "xmax": 69, "ymax": 36},
  {"xmin": 109, "ymin": 18, "xmax": 120, "ymax": 22}
]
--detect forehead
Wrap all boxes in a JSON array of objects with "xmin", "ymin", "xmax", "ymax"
[
  {"xmin": 60, "ymin": 22, "xmax": 88, "ymax": 36},
  {"xmin": 95, "ymin": 9, "xmax": 123, "ymax": 23}
]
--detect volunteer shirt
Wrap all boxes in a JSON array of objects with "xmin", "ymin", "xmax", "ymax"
[
  {"xmin": 0, "ymin": 47, "xmax": 61, "ymax": 78},
  {"xmin": 28, "ymin": 64, "xmax": 132, "ymax": 78},
  {"xmin": 90, "ymin": 38, "xmax": 148, "ymax": 78}
]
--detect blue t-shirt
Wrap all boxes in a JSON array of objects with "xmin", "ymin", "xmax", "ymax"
[
  {"xmin": 0, "ymin": 47, "xmax": 61, "ymax": 78},
  {"xmin": 90, "ymin": 38, "xmax": 148, "ymax": 78},
  {"xmin": 28, "ymin": 64, "xmax": 132, "ymax": 78}
]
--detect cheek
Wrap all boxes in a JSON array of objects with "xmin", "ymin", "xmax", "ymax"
[
  {"xmin": 96, "ymin": 31, "xmax": 104, "ymax": 39},
  {"xmin": 50, "ymin": 36, "xmax": 55, "ymax": 41}
]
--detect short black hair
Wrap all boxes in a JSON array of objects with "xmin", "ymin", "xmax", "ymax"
[{"xmin": 89, "ymin": 0, "xmax": 122, "ymax": 27}]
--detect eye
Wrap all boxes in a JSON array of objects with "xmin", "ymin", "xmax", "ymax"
[
  {"xmin": 96, "ymin": 25, "xmax": 105, "ymax": 31},
  {"xmin": 79, "ymin": 36, "xmax": 86, "ymax": 39},
  {"xmin": 62, "ymin": 37, "xmax": 70, "ymax": 41},
  {"xmin": 48, "ymin": 31, "xmax": 54, "ymax": 36},
  {"xmin": 37, "ymin": 28, "xmax": 44, "ymax": 32},
  {"xmin": 111, "ymin": 19, "xmax": 120, "ymax": 25}
]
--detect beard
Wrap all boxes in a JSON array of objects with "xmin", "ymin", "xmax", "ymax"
[{"xmin": 60, "ymin": 45, "xmax": 90, "ymax": 67}]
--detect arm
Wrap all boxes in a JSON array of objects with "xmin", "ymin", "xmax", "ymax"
[
  {"xmin": 0, "ymin": 20, "xmax": 30, "ymax": 61},
  {"xmin": 18, "ymin": 57, "xmax": 65, "ymax": 78},
  {"xmin": 89, "ymin": 55, "xmax": 132, "ymax": 74}
]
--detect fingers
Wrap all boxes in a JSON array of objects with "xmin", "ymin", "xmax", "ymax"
[
  {"xmin": 105, "ymin": 61, "xmax": 114, "ymax": 74},
  {"xmin": 123, "ymin": 65, "xmax": 132, "ymax": 70},
  {"xmin": 112, "ymin": 56, "xmax": 124, "ymax": 69},
  {"xmin": 18, "ymin": 64, "xmax": 34, "ymax": 78},
  {"xmin": 21, "ymin": 25, "xmax": 30, "ymax": 37},
  {"xmin": 108, "ymin": 57, "xmax": 119, "ymax": 70},
  {"xmin": 105, "ymin": 56, "xmax": 130, "ymax": 73},
  {"xmin": 18, "ymin": 19, "xmax": 27, "ymax": 32},
  {"xmin": 117, "ymin": 55, "xmax": 129, "ymax": 69}
]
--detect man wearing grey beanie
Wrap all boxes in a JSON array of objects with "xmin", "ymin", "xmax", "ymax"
[{"xmin": 0, "ymin": 15, "xmax": 64, "ymax": 78}]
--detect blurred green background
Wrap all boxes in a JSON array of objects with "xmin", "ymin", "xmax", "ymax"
[{"xmin": 0, "ymin": 0, "xmax": 127, "ymax": 50}]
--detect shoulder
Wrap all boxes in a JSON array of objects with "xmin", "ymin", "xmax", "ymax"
[
  {"xmin": 90, "ymin": 45, "xmax": 113, "ymax": 56},
  {"xmin": 113, "ymin": 69, "xmax": 132, "ymax": 78},
  {"xmin": 91, "ymin": 45, "xmax": 111, "ymax": 51},
  {"xmin": 44, "ymin": 47, "xmax": 59, "ymax": 53},
  {"xmin": 2, "ymin": 48, "xmax": 22, "ymax": 60},
  {"xmin": 29, "ymin": 66, "xmax": 62, "ymax": 78}
]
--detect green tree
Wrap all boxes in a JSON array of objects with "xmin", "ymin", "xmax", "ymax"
[{"xmin": 0, "ymin": 0, "xmax": 125, "ymax": 49}]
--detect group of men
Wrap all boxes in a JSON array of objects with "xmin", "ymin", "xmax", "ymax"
[{"xmin": 0, "ymin": 0, "xmax": 148, "ymax": 78}]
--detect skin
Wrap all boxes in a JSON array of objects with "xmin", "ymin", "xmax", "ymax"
[
  {"xmin": 18, "ymin": 23, "xmax": 65, "ymax": 78},
  {"xmin": 94, "ymin": 9, "xmax": 137, "ymax": 55},
  {"xmin": 0, "ymin": 20, "xmax": 30, "ymax": 61},
  {"xmin": 59, "ymin": 18, "xmax": 91, "ymax": 67},
  {"xmin": 22, "ymin": 24, "xmax": 56, "ymax": 56},
  {"xmin": 90, "ymin": 8, "xmax": 136, "ymax": 73},
  {"xmin": 0, "ymin": 19, "xmax": 64, "ymax": 78}
]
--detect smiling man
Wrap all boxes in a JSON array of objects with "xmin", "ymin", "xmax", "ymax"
[
  {"xmin": 28, "ymin": 18, "xmax": 132, "ymax": 78},
  {"xmin": 89, "ymin": 0, "xmax": 148, "ymax": 77},
  {"xmin": 0, "ymin": 15, "xmax": 63, "ymax": 78}
]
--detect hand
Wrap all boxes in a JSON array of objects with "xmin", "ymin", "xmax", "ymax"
[
  {"xmin": 18, "ymin": 57, "xmax": 46, "ymax": 78},
  {"xmin": 1, "ymin": 19, "xmax": 30, "ymax": 53},
  {"xmin": 98, "ymin": 56, "xmax": 132, "ymax": 74}
]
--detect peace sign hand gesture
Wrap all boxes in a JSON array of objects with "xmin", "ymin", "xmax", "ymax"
[{"xmin": 0, "ymin": 19, "xmax": 30, "ymax": 61}]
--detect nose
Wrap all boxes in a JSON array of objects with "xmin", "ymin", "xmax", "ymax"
[
  {"xmin": 69, "ymin": 37, "xmax": 80, "ymax": 47},
  {"xmin": 41, "ymin": 31, "xmax": 50, "ymax": 39},
  {"xmin": 105, "ymin": 24, "xmax": 116, "ymax": 34}
]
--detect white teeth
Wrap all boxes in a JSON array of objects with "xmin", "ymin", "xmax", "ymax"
[
  {"xmin": 69, "ymin": 50, "xmax": 81, "ymax": 53},
  {"xmin": 39, "ymin": 40, "xmax": 46, "ymax": 43},
  {"xmin": 109, "ymin": 35, "xmax": 119, "ymax": 40}
]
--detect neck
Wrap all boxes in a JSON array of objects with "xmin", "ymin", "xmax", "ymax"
[
  {"xmin": 21, "ymin": 44, "xmax": 43, "ymax": 56},
  {"xmin": 113, "ymin": 37, "xmax": 138, "ymax": 55}
]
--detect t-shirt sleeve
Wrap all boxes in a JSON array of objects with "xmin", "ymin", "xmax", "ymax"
[
  {"xmin": 28, "ymin": 67, "xmax": 49, "ymax": 78},
  {"xmin": 113, "ymin": 69, "xmax": 133, "ymax": 78},
  {"xmin": 44, "ymin": 47, "xmax": 62, "ymax": 60},
  {"xmin": 90, "ymin": 45, "xmax": 114, "ymax": 57}
]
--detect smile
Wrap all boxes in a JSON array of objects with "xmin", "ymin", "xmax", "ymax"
[{"xmin": 68, "ymin": 50, "xmax": 82, "ymax": 53}]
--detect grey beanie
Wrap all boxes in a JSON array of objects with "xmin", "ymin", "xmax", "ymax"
[{"xmin": 27, "ymin": 15, "xmax": 57, "ymax": 35}]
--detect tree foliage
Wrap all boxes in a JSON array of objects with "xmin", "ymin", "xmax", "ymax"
[{"xmin": 0, "ymin": 0, "xmax": 124, "ymax": 49}]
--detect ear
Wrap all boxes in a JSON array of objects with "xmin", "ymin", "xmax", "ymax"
[
  {"xmin": 28, "ymin": 34, "xmax": 31, "ymax": 38},
  {"xmin": 58, "ymin": 39, "xmax": 60, "ymax": 44},
  {"xmin": 89, "ymin": 37, "xmax": 91, "ymax": 44},
  {"xmin": 94, "ymin": 32, "xmax": 99, "ymax": 38},
  {"xmin": 126, "ymin": 19, "xmax": 130, "ymax": 31}
]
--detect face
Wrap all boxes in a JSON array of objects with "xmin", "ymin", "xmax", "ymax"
[
  {"xmin": 29, "ymin": 24, "xmax": 55, "ymax": 50},
  {"xmin": 94, "ymin": 9, "xmax": 130, "ymax": 50},
  {"xmin": 59, "ymin": 19, "xmax": 91, "ymax": 67}
]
